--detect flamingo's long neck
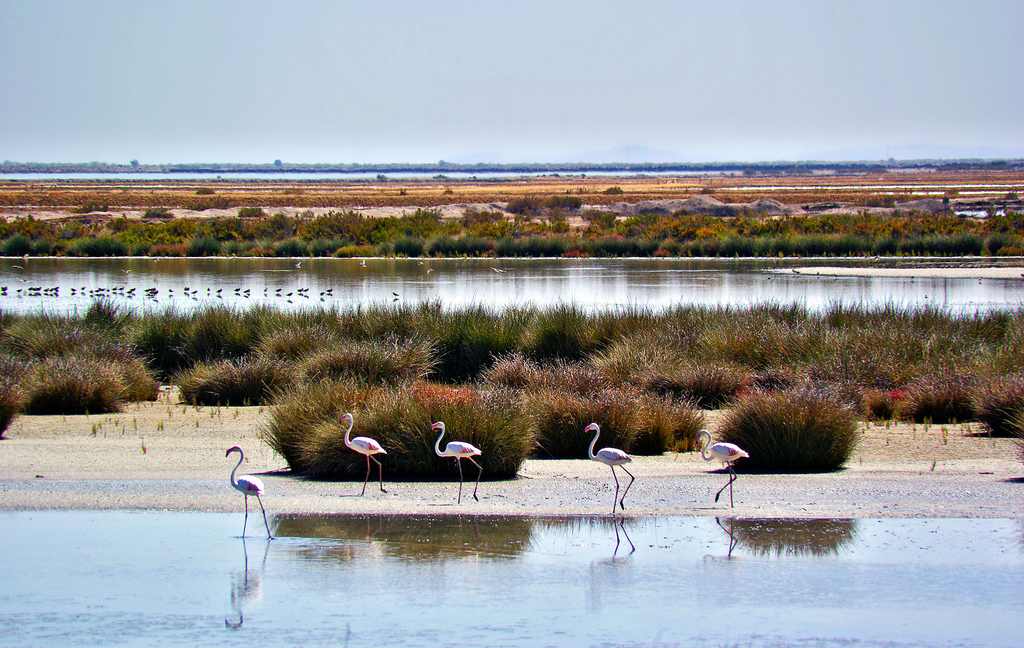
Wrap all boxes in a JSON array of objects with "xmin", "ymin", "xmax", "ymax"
[
  {"xmin": 587, "ymin": 426, "xmax": 600, "ymax": 460},
  {"xmin": 230, "ymin": 450, "xmax": 244, "ymax": 487},
  {"xmin": 343, "ymin": 416, "xmax": 354, "ymax": 449},
  {"xmin": 698, "ymin": 431, "xmax": 712, "ymax": 462},
  {"xmin": 434, "ymin": 425, "xmax": 445, "ymax": 457}
]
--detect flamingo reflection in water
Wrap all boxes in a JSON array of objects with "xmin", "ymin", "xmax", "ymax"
[
  {"xmin": 225, "ymin": 537, "xmax": 270, "ymax": 629},
  {"xmin": 611, "ymin": 518, "xmax": 636, "ymax": 556},
  {"xmin": 715, "ymin": 517, "xmax": 739, "ymax": 559}
]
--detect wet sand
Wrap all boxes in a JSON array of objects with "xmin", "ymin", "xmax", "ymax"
[{"xmin": 1, "ymin": 400, "xmax": 1021, "ymax": 518}]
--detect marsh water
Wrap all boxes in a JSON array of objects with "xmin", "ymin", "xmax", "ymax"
[
  {"xmin": 1, "ymin": 257, "xmax": 1023, "ymax": 315},
  {"xmin": 1, "ymin": 513, "xmax": 1021, "ymax": 647}
]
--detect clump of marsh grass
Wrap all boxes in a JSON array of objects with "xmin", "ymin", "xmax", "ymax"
[
  {"xmin": 900, "ymin": 374, "xmax": 977, "ymax": 424},
  {"xmin": 861, "ymin": 388, "xmax": 901, "ymax": 421},
  {"xmin": 426, "ymin": 306, "xmax": 527, "ymax": 383},
  {"xmin": 522, "ymin": 305, "xmax": 597, "ymax": 363},
  {"xmin": 177, "ymin": 357, "xmax": 293, "ymax": 406},
  {"xmin": 256, "ymin": 324, "xmax": 341, "ymax": 361},
  {"xmin": 23, "ymin": 355, "xmax": 126, "ymax": 414},
  {"xmin": 481, "ymin": 353, "xmax": 542, "ymax": 389},
  {"xmin": 716, "ymin": 388, "xmax": 860, "ymax": 472},
  {"xmin": 0, "ymin": 356, "xmax": 26, "ymax": 437},
  {"xmin": 640, "ymin": 363, "xmax": 748, "ymax": 408},
  {"xmin": 525, "ymin": 386, "xmax": 696, "ymax": 457},
  {"xmin": 590, "ymin": 336, "xmax": 683, "ymax": 385},
  {"xmin": 971, "ymin": 374, "xmax": 1024, "ymax": 437},
  {"xmin": 296, "ymin": 339, "xmax": 433, "ymax": 386},
  {"xmin": 268, "ymin": 382, "xmax": 531, "ymax": 480}
]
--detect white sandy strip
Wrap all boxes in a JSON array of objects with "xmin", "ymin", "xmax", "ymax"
[{"xmin": 790, "ymin": 266, "xmax": 1024, "ymax": 279}]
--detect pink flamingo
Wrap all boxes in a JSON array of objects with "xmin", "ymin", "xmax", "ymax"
[
  {"xmin": 432, "ymin": 421, "xmax": 482, "ymax": 503},
  {"xmin": 340, "ymin": 412, "xmax": 387, "ymax": 496},
  {"xmin": 698, "ymin": 429, "xmax": 750, "ymax": 508},
  {"xmin": 585, "ymin": 423, "xmax": 635, "ymax": 515},
  {"xmin": 226, "ymin": 445, "xmax": 272, "ymax": 538}
]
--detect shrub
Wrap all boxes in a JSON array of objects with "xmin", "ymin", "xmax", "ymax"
[
  {"xmin": 185, "ymin": 306, "xmax": 260, "ymax": 364},
  {"xmin": 533, "ymin": 361, "xmax": 609, "ymax": 394},
  {"xmin": 130, "ymin": 311, "xmax": 192, "ymax": 378},
  {"xmin": 0, "ymin": 375, "xmax": 22, "ymax": 438},
  {"xmin": 900, "ymin": 374, "xmax": 976, "ymax": 423},
  {"xmin": 264, "ymin": 381, "xmax": 531, "ymax": 480},
  {"xmin": 23, "ymin": 355, "xmax": 126, "ymax": 414},
  {"xmin": 603, "ymin": 186, "xmax": 624, "ymax": 195},
  {"xmin": 506, "ymin": 197, "xmax": 542, "ymax": 215},
  {"xmin": 296, "ymin": 339, "xmax": 434, "ymax": 385},
  {"xmin": 971, "ymin": 374, "xmax": 1024, "ymax": 437},
  {"xmin": 544, "ymin": 195, "xmax": 583, "ymax": 210},
  {"xmin": 482, "ymin": 353, "xmax": 541, "ymax": 389},
  {"xmin": 640, "ymin": 363, "xmax": 748, "ymax": 408},
  {"xmin": 862, "ymin": 389, "xmax": 901, "ymax": 420},
  {"xmin": 195, "ymin": 187, "xmax": 216, "ymax": 195},
  {"xmin": 522, "ymin": 305, "xmax": 596, "ymax": 363},
  {"xmin": 187, "ymin": 236, "xmax": 222, "ymax": 257},
  {"xmin": 69, "ymin": 237, "xmax": 128, "ymax": 257},
  {"xmin": 177, "ymin": 357, "xmax": 293, "ymax": 406},
  {"xmin": 1, "ymin": 234, "xmax": 33, "ymax": 256},
  {"xmin": 118, "ymin": 357, "xmax": 161, "ymax": 401},
  {"xmin": 393, "ymin": 237, "xmax": 426, "ymax": 257},
  {"xmin": 257, "ymin": 324, "xmax": 340, "ymax": 361},
  {"xmin": 524, "ymin": 386, "xmax": 686, "ymax": 457},
  {"xmin": 716, "ymin": 388, "xmax": 860, "ymax": 472},
  {"xmin": 428, "ymin": 307, "xmax": 526, "ymax": 383},
  {"xmin": 144, "ymin": 208, "xmax": 173, "ymax": 219},
  {"xmin": 238, "ymin": 207, "xmax": 265, "ymax": 218},
  {"xmin": 274, "ymin": 238, "xmax": 309, "ymax": 257}
]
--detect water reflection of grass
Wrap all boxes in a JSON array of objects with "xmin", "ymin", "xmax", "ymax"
[
  {"xmin": 727, "ymin": 518, "xmax": 858, "ymax": 558},
  {"xmin": 272, "ymin": 514, "xmax": 536, "ymax": 561}
]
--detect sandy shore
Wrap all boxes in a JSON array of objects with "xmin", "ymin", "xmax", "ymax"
[
  {"xmin": 790, "ymin": 265, "xmax": 1024, "ymax": 279},
  {"xmin": 1, "ymin": 400, "xmax": 1021, "ymax": 518}
]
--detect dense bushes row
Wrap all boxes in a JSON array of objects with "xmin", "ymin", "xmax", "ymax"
[{"xmin": 3, "ymin": 208, "xmax": 1023, "ymax": 258}]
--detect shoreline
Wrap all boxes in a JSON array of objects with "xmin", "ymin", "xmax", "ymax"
[{"xmin": 3, "ymin": 402, "xmax": 1020, "ymax": 519}]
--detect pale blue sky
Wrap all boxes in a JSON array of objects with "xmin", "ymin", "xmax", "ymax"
[{"xmin": 1, "ymin": 0, "xmax": 1021, "ymax": 163}]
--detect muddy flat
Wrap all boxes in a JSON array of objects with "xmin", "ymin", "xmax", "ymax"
[{"xmin": 2, "ymin": 398, "xmax": 1020, "ymax": 518}]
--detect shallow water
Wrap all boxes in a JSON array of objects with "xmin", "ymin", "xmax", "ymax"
[
  {"xmin": 1, "ymin": 257, "xmax": 1023, "ymax": 315},
  {"xmin": 2, "ymin": 513, "xmax": 1021, "ymax": 647}
]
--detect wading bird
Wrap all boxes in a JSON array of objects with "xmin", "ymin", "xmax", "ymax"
[
  {"xmin": 697, "ymin": 430, "xmax": 749, "ymax": 508},
  {"xmin": 432, "ymin": 421, "xmax": 482, "ymax": 503},
  {"xmin": 585, "ymin": 422, "xmax": 635, "ymax": 515},
  {"xmin": 340, "ymin": 412, "xmax": 387, "ymax": 495},
  {"xmin": 226, "ymin": 445, "xmax": 272, "ymax": 538}
]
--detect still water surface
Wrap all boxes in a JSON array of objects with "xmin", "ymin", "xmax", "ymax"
[
  {"xmin": 2, "ymin": 513, "xmax": 1021, "ymax": 647},
  {"xmin": 1, "ymin": 257, "xmax": 1023, "ymax": 315}
]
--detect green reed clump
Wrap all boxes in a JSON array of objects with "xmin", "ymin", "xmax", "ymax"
[
  {"xmin": 427, "ymin": 306, "xmax": 527, "ymax": 382},
  {"xmin": 524, "ymin": 386, "xmax": 689, "ymax": 457},
  {"xmin": 296, "ymin": 338, "xmax": 434, "ymax": 385},
  {"xmin": 177, "ymin": 356, "xmax": 293, "ymax": 406},
  {"xmin": 716, "ymin": 388, "xmax": 860, "ymax": 472},
  {"xmin": 393, "ymin": 236, "xmax": 425, "ymax": 257},
  {"xmin": 68, "ymin": 237, "xmax": 128, "ymax": 257},
  {"xmin": 186, "ymin": 236, "xmax": 222, "ymax": 257},
  {"xmin": 256, "ymin": 324, "xmax": 341, "ymax": 361},
  {"xmin": 23, "ymin": 355, "xmax": 126, "ymax": 414},
  {"xmin": 971, "ymin": 374, "xmax": 1024, "ymax": 437},
  {"xmin": 900, "ymin": 374, "xmax": 977, "ymax": 423},
  {"xmin": 522, "ymin": 304, "xmax": 597, "ymax": 363},
  {"xmin": 267, "ymin": 381, "xmax": 531, "ymax": 480},
  {"xmin": 1, "ymin": 234, "xmax": 33, "ymax": 256},
  {"xmin": 129, "ymin": 311, "xmax": 193, "ymax": 378},
  {"xmin": 640, "ymin": 363, "xmax": 748, "ymax": 408},
  {"xmin": 0, "ymin": 355, "xmax": 26, "ymax": 437},
  {"xmin": 481, "ymin": 353, "xmax": 542, "ymax": 389}
]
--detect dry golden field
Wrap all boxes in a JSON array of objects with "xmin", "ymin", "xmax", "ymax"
[{"xmin": 1, "ymin": 170, "xmax": 1022, "ymax": 213}]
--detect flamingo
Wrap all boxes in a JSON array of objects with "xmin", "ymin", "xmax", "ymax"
[
  {"xmin": 432, "ymin": 421, "xmax": 482, "ymax": 503},
  {"xmin": 585, "ymin": 423, "xmax": 635, "ymax": 515},
  {"xmin": 226, "ymin": 445, "xmax": 272, "ymax": 539},
  {"xmin": 697, "ymin": 429, "xmax": 749, "ymax": 508},
  {"xmin": 340, "ymin": 412, "xmax": 387, "ymax": 495}
]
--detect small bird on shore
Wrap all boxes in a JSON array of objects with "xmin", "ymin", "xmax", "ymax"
[
  {"xmin": 432, "ymin": 421, "xmax": 483, "ymax": 503},
  {"xmin": 226, "ymin": 445, "xmax": 272, "ymax": 538},
  {"xmin": 585, "ymin": 422, "xmax": 635, "ymax": 515},
  {"xmin": 697, "ymin": 430, "xmax": 749, "ymax": 508},
  {"xmin": 340, "ymin": 412, "xmax": 387, "ymax": 496}
]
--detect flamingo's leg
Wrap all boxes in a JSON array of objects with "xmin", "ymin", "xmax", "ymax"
[
  {"xmin": 242, "ymin": 495, "xmax": 249, "ymax": 537},
  {"xmin": 371, "ymin": 455, "xmax": 386, "ymax": 493},
  {"xmin": 361, "ymin": 454, "xmax": 371, "ymax": 496},
  {"xmin": 455, "ymin": 457, "xmax": 464, "ymax": 504},
  {"xmin": 729, "ymin": 465, "xmax": 737, "ymax": 508},
  {"xmin": 467, "ymin": 456, "xmax": 483, "ymax": 502},
  {"xmin": 609, "ymin": 465, "xmax": 620, "ymax": 515},
  {"xmin": 256, "ymin": 494, "xmax": 272, "ymax": 539},
  {"xmin": 714, "ymin": 467, "xmax": 736, "ymax": 504},
  {"xmin": 618, "ymin": 465, "xmax": 636, "ymax": 510}
]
